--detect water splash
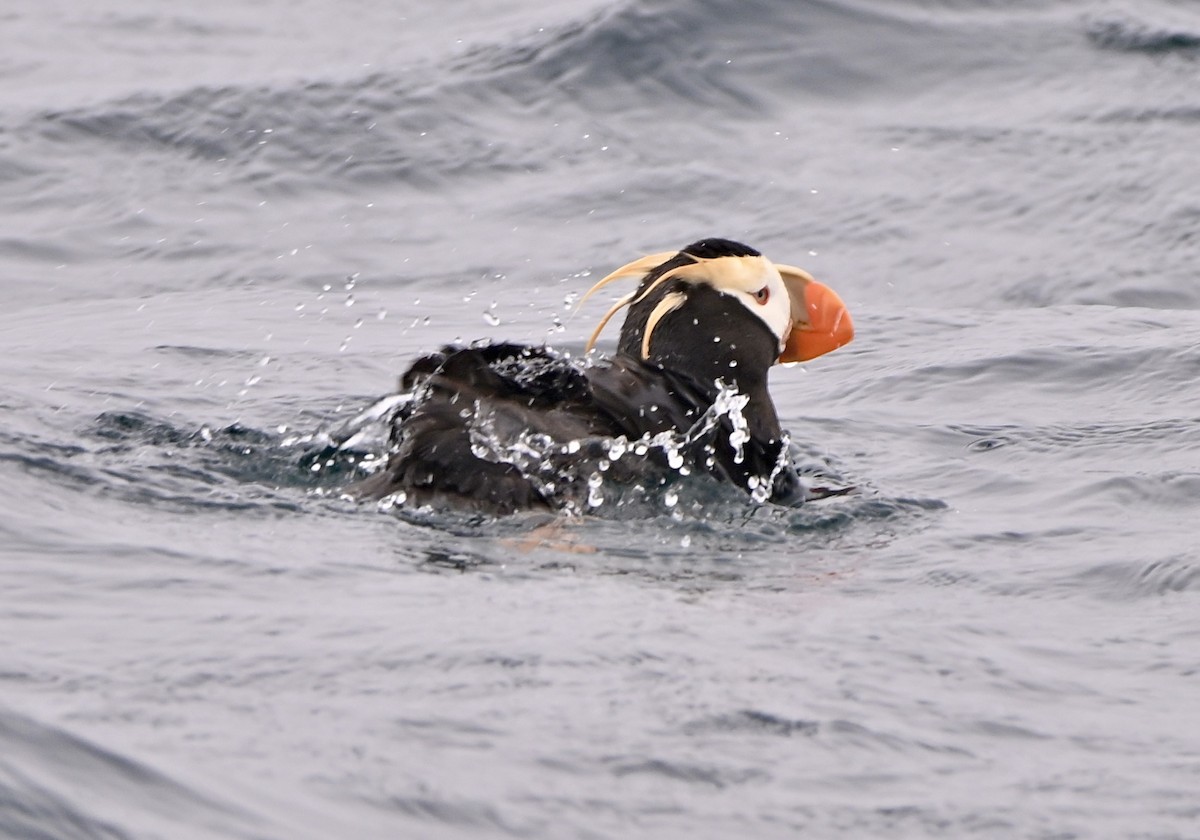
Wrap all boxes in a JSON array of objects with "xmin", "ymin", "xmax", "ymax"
[{"xmin": 355, "ymin": 369, "xmax": 807, "ymax": 518}]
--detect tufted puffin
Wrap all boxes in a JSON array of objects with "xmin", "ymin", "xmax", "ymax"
[{"xmin": 351, "ymin": 238, "xmax": 853, "ymax": 514}]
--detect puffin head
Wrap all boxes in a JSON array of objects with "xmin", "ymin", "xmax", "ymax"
[{"xmin": 582, "ymin": 238, "xmax": 854, "ymax": 385}]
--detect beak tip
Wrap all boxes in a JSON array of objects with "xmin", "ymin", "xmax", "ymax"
[{"xmin": 779, "ymin": 280, "xmax": 854, "ymax": 364}]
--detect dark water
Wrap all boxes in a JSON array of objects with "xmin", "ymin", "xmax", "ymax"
[{"xmin": 3, "ymin": 1, "xmax": 1199, "ymax": 837}]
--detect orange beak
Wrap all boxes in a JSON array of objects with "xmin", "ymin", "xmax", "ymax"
[{"xmin": 779, "ymin": 280, "xmax": 854, "ymax": 363}]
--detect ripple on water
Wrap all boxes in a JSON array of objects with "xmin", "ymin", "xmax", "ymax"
[
  {"xmin": 1085, "ymin": 13, "xmax": 1200, "ymax": 55},
  {"xmin": 1069, "ymin": 554, "xmax": 1200, "ymax": 601},
  {"xmin": 0, "ymin": 412, "xmax": 356, "ymax": 518},
  {"xmin": 0, "ymin": 707, "xmax": 274, "ymax": 840}
]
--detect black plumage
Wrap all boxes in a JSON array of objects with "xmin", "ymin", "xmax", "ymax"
[{"xmin": 351, "ymin": 239, "xmax": 853, "ymax": 514}]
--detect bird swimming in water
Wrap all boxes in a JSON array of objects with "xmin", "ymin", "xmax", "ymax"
[{"xmin": 351, "ymin": 238, "xmax": 853, "ymax": 514}]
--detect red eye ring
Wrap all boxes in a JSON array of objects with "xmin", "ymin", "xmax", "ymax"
[{"xmin": 753, "ymin": 286, "xmax": 770, "ymax": 305}]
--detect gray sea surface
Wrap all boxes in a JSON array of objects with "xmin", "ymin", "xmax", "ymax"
[{"xmin": 2, "ymin": 1, "xmax": 1199, "ymax": 838}]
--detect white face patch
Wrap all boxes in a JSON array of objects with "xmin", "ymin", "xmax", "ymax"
[
  {"xmin": 692, "ymin": 255, "xmax": 791, "ymax": 351},
  {"xmin": 582, "ymin": 250, "xmax": 797, "ymax": 355}
]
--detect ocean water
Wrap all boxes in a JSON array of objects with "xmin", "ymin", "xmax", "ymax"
[{"xmin": 2, "ymin": 0, "xmax": 1199, "ymax": 837}]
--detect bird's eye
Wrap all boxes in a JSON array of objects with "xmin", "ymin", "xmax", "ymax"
[{"xmin": 753, "ymin": 287, "xmax": 770, "ymax": 305}]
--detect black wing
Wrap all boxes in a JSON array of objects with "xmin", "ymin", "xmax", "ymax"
[{"xmin": 352, "ymin": 343, "xmax": 614, "ymax": 514}]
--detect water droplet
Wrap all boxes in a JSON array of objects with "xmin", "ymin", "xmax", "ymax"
[
  {"xmin": 587, "ymin": 473, "xmax": 604, "ymax": 507},
  {"xmin": 379, "ymin": 490, "xmax": 407, "ymax": 510},
  {"xmin": 664, "ymin": 490, "xmax": 678, "ymax": 508}
]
